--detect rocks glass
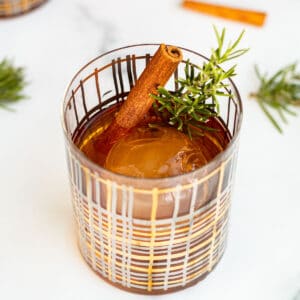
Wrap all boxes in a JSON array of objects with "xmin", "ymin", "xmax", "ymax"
[{"xmin": 61, "ymin": 44, "xmax": 242, "ymax": 294}]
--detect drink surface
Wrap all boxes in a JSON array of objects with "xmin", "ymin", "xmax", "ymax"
[{"xmin": 74, "ymin": 104, "xmax": 231, "ymax": 178}]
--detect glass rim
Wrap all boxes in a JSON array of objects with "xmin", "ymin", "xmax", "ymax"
[{"xmin": 61, "ymin": 43, "xmax": 243, "ymax": 184}]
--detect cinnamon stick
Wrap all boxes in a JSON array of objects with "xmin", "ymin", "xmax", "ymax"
[
  {"xmin": 182, "ymin": 0, "xmax": 267, "ymax": 27},
  {"xmin": 99, "ymin": 44, "xmax": 182, "ymax": 154}
]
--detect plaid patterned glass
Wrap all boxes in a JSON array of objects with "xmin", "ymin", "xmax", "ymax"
[
  {"xmin": 0, "ymin": 0, "xmax": 47, "ymax": 17},
  {"xmin": 61, "ymin": 44, "xmax": 243, "ymax": 294}
]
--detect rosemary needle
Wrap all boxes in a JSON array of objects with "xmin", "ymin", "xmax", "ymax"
[
  {"xmin": 151, "ymin": 26, "xmax": 248, "ymax": 138},
  {"xmin": 251, "ymin": 63, "xmax": 300, "ymax": 133},
  {"xmin": 0, "ymin": 58, "xmax": 27, "ymax": 110}
]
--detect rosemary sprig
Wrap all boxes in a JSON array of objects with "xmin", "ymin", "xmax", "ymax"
[
  {"xmin": 151, "ymin": 26, "xmax": 248, "ymax": 138},
  {"xmin": 0, "ymin": 58, "xmax": 27, "ymax": 110},
  {"xmin": 251, "ymin": 63, "xmax": 300, "ymax": 133}
]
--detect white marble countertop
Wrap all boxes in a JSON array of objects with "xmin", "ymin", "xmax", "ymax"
[{"xmin": 0, "ymin": 1, "xmax": 300, "ymax": 299}]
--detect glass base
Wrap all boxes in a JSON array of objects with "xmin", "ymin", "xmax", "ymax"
[{"xmin": 78, "ymin": 241, "xmax": 225, "ymax": 295}]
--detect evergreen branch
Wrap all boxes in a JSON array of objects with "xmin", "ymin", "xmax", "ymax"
[
  {"xmin": 0, "ymin": 58, "xmax": 27, "ymax": 110},
  {"xmin": 151, "ymin": 26, "xmax": 248, "ymax": 137},
  {"xmin": 251, "ymin": 63, "xmax": 300, "ymax": 133}
]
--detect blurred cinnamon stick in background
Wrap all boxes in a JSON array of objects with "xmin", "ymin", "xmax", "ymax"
[{"xmin": 182, "ymin": 0, "xmax": 266, "ymax": 27}]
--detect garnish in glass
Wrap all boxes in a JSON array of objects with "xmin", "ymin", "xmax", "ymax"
[
  {"xmin": 76, "ymin": 28, "xmax": 248, "ymax": 178},
  {"xmin": 151, "ymin": 26, "xmax": 248, "ymax": 138}
]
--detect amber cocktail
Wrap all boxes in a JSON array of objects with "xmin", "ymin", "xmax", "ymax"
[{"xmin": 62, "ymin": 44, "xmax": 242, "ymax": 294}]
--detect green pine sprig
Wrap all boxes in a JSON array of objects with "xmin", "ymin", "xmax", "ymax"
[
  {"xmin": 0, "ymin": 58, "xmax": 27, "ymax": 110},
  {"xmin": 251, "ymin": 63, "xmax": 300, "ymax": 133},
  {"xmin": 151, "ymin": 26, "xmax": 248, "ymax": 138}
]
